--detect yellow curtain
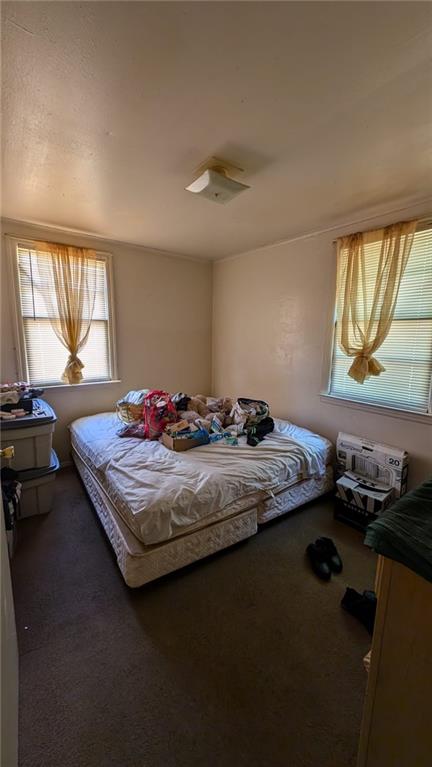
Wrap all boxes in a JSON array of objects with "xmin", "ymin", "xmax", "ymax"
[
  {"xmin": 35, "ymin": 242, "xmax": 97, "ymax": 384},
  {"xmin": 336, "ymin": 220, "xmax": 418, "ymax": 384}
]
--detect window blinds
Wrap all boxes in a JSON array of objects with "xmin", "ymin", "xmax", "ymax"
[
  {"xmin": 330, "ymin": 226, "xmax": 432, "ymax": 413},
  {"xmin": 16, "ymin": 246, "xmax": 112, "ymax": 385}
]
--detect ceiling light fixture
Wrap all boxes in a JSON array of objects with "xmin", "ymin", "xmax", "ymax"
[{"xmin": 185, "ymin": 157, "xmax": 250, "ymax": 204}]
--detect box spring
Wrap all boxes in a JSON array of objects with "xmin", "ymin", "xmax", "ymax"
[{"xmin": 72, "ymin": 446, "xmax": 333, "ymax": 587}]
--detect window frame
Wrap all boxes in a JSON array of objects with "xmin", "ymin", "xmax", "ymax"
[
  {"xmin": 7, "ymin": 235, "xmax": 118, "ymax": 388},
  {"xmin": 323, "ymin": 222, "xmax": 432, "ymax": 419}
]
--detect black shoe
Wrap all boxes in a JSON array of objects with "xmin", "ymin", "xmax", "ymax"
[
  {"xmin": 341, "ymin": 587, "xmax": 377, "ymax": 635},
  {"xmin": 306, "ymin": 543, "xmax": 332, "ymax": 581},
  {"xmin": 315, "ymin": 537, "xmax": 343, "ymax": 574}
]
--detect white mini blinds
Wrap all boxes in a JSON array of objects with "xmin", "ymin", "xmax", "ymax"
[
  {"xmin": 330, "ymin": 225, "xmax": 432, "ymax": 414},
  {"xmin": 13, "ymin": 242, "xmax": 116, "ymax": 386}
]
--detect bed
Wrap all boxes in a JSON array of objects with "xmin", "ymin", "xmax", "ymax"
[{"xmin": 70, "ymin": 413, "xmax": 334, "ymax": 587}]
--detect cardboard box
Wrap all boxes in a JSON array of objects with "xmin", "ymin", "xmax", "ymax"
[
  {"xmin": 335, "ymin": 474, "xmax": 395, "ymax": 530},
  {"xmin": 165, "ymin": 419, "xmax": 190, "ymax": 435},
  {"xmin": 336, "ymin": 432, "xmax": 408, "ymax": 498},
  {"xmin": 161, "ymin": 431, "xmax": 209, "ymax": 452},
  {"xmin": 336, "ymin": 474, "xmax": 395, "ymax": 515}
]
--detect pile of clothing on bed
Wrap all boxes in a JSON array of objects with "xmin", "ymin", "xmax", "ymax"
[{"xmin": 116, "ymin": 390, "xmax": 274, "ymax": 447}]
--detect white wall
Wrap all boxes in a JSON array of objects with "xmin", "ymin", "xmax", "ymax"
[
  {"xmin": 213, "ymin": 202, "xmax": 432, "ymax": 489},
  {"xmin": 1, "ymin": 220, "xmax": 212, "ymax": 463}
]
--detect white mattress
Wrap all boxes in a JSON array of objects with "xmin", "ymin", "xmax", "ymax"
[
  {"xmin": 73, "ymin": 446, "xmax": 259, "ymax": 587},
  {"xmin": 70, "ymin": 413, "xmax": 332, "ymax": 546}
]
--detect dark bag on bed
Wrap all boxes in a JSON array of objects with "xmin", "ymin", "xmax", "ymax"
[
  {"xmin": 246, "ymin": 416, "xmax": 274, "ymax": 446},
  {"xmin": 234, "ymin": 397, "xmax": 274, "ymax": 446}
]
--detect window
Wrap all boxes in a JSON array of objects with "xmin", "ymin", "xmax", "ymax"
[
  {"xmin": 329, "ymin": 225, "xmax": 432, "ymax": 414},
  {"xmin": 10, "ymin": 238, "xmax": 117, "ymax": 386}
]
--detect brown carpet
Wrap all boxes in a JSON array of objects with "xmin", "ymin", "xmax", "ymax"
[{"xmin": 12, "ymin": 467, "xmax": 376, "ymax": 767}]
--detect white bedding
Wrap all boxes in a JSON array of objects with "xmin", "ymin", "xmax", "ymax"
[{"xmin": 70, "ymin": 413, "xmax": 332, "ymax": 546}]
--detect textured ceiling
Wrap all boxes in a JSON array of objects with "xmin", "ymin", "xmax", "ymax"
[{"xmin": 2, "ymin": 1, "xmax": 432, "ymax": 259}]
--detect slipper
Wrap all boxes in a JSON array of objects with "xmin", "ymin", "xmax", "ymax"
[
  {"xmin": 315, "ymin": 537, "xmax": 343, "ymax": 574},
  {"xmin": 341, "ymin": 587, "xmax": 377, "ymax": 635},
  {"xmin": 306, "ymin": 542, "xmax": 332, "ymax": 581}
]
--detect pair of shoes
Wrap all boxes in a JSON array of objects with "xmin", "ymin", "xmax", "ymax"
[
  {"xmin": 341, "ymin": 587, "xmax": 377, "ymax": 635},
  {"xmin": 306, "ymin": 537, "xmax": 343, "ymax": 581}
]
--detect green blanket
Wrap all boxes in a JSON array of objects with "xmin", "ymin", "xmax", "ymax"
[{"xmin": 364, "ymin": 477, "xmax": 432, "ymax": 584}]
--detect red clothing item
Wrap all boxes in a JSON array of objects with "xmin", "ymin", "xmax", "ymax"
[{"xmin": 143, "ymin": 390, "xmax": 177, "ymax": 440}]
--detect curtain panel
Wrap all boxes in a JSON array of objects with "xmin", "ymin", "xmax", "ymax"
[
  {"xmin": 336, "ymin": 220, "xmax": 418, "ymax": 384},
  {"xmin": 34, "ymin": 242, "xmax": 98, "ymax": 384}
]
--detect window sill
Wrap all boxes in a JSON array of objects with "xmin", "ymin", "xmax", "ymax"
[
  {"xmin": 320, "ymin": 393, "xmax": 432, "ymax": 425},
  {"xmin": 38, "ymin": 379, "xmax": 122, "ymax": 391}
]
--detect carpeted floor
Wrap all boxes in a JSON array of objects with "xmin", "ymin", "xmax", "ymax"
[{"xmin": 12, "ymin": 467, "xmax": 376, "ymax": 767}]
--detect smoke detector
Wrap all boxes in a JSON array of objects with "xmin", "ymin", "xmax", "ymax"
[{"xmin": 185, "ymin": 157, "xmax": 250, "ymax": 204}]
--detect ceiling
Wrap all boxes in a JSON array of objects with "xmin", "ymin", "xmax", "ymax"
[{"xmin": 2, "ymin": 1, "xmax": 431, "ymax": 259}]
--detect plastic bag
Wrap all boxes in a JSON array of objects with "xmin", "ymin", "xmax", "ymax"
[
  {"xmin": 116, "ymin": 389, "xmax": 149, "ymax": 424},
  {"xmin": 143, "ymin": 390, "xmax": 177, "ymax": 440}
]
